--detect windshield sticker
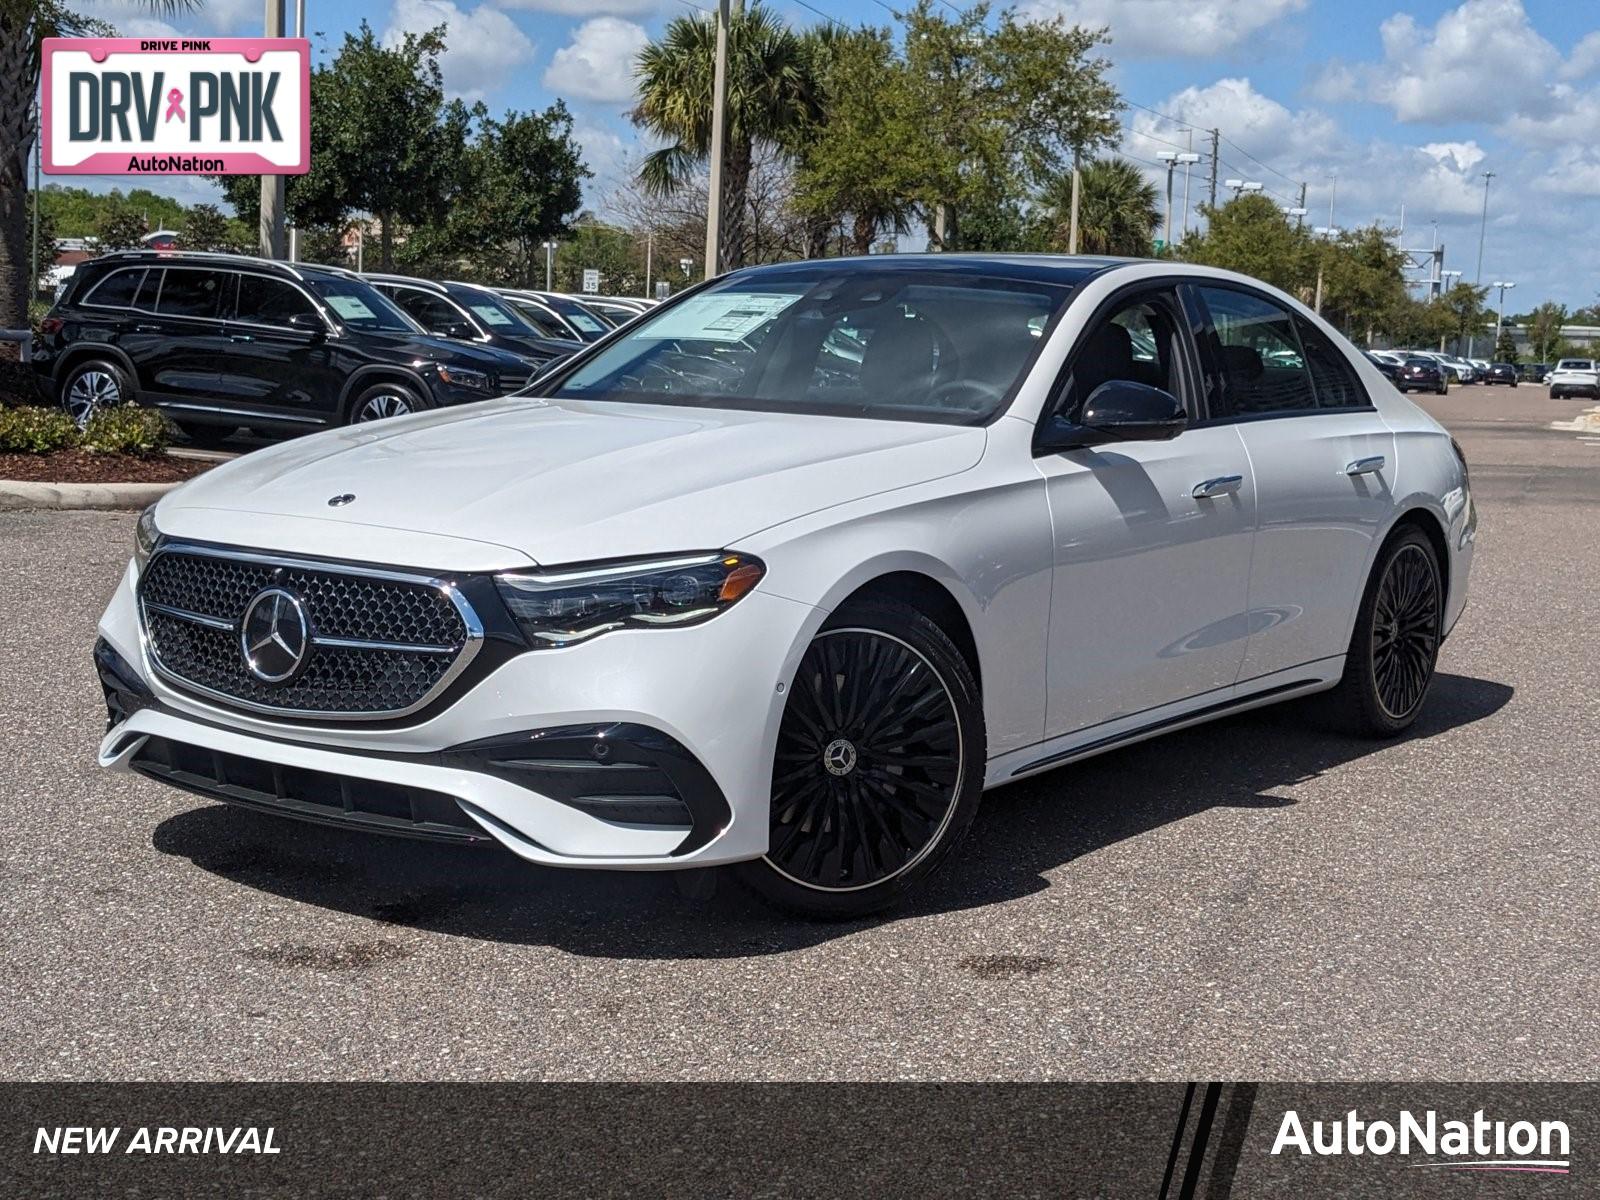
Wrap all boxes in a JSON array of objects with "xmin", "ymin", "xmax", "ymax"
[
  {"xmin": 325, "ymin": 295, "xmax": 376, "ymax": 321},
  {"xmin": 469, "ymin": 303, "xmax": 513, "ymax": 327},
  {"xmin": 640, "ymin": 292, "xmax": 800, "ymax": 341}
]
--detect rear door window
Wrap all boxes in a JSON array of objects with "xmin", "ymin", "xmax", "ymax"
[
  {"xmin": 1295, "ymin": 317, "xmax": 1370, "ymax": 409},
  {"xmin": 84, "ymin": 268, "xmax": 147, "ymax": 309},
  {"xmin": 154, "ymin": 269, "xmax": 227, "ymax": 319},
  {"xmin": 1198, "ymin": 286, "xmax": 1316, "ymax": 417}
]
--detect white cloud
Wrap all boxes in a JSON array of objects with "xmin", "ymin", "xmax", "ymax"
[
  {"xmin": 382, "ymin": 0, "xmax": 535, "ymax": 102},
  {"xmin": 1021, "ymin": 0, "xmax": 1305, "ymax": 58},
  {"xmin": 542, "ymin": 18, "xmax": 648, "ymax": 104},
  {"xmin": 1420, "ymin": 141, "xmax": 1486, "ymax": 173},
  {"xmin": 502, "ymin": 0, "xmax": 660, "ymax": 13},
  {"xmin": 83, "ymin": 0, "xmax": 259, "ymax": 37}
]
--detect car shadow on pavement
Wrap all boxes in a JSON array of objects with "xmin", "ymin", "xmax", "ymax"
[{"xmin": 151, "ymin": 672, "xmax": 1512, "ymax": 959}]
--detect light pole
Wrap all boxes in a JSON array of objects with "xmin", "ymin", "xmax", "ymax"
[
  {"xmin": 259, "ymin": 0, "xmax": 286, "ymax": 258},
  {"xmin": 1156, "ymin": 151, "xmax": 1178, "ymax": 250},
  {"xmin": 1223, "ymin": 178, "xmax": 1262, "ymax": 200},
  {"xmin": 679, "ymin": 257, "xmax": 693, "ymax": 279},
  {"xmin": 1474, "ymin": 172, "xmax": 1494, "ymax": 285},
  {"xmin": 1312, "ymin": 226, "xmax": 1340, "ymax": 314},
  {"xmin": 704, "ymin": 0, "xmax": 731, "ymax": 278},
  {"xmin": 1281, "ymin": 205, "xmax": 1308, "ymax": 224},
  {"xmin": 1492, "ymin": 280, "xmax": 1515, "ymax": 358},
  {"xmin": 542, "ymin": 241, "xmax": 557, "ymax": 291},
  {"xmin": 1439, "ymin": 270, "xmax": 1462, "ymax": 351}
]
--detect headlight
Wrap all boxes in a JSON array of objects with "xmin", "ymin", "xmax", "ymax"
[
  {"xmin": 133, "ymin": 503, "xmax": 160, "ymax": 571},
  {"xmin": 495, "ymin": 552, "xmax": 765, "ymax": 648},
  {"xmin": 437, "ymin": 364, "xmax": 492, "ymax": 393}
]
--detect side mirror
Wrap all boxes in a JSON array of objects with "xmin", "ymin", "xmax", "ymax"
[
  {"xmin": 287, "ymin": 312, "xmax": 325, "ymax": 339},
  {"xmin": 1037, "ymin": 380, "xmax": 1188, "ymax": 452}
]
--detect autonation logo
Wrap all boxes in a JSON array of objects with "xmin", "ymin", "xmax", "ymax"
[{"xmin": 1272, "ymin": 1109, "xmax": 1571, "ymax": 1175}]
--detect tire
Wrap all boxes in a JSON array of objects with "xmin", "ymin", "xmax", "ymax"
[
  {"xmin": 58, "ymin": 358, "xmax": 132, "ymax": 428},
  {"xmin": 737, "ymin": 598, "xmax": 986, "ymax": 918},
  {"xmin": 174, "ymin": 420, "xmax": 242, "ymax": 447},
  {"xmin": 1435, "ymin": 380, "xmax": 1447, "ymax": 395},
  {"xmin": 346, "ymin": 381, "xmax": 432, "ymax": 425},
  {"xmin": 1324, "ymin": 526, "xmax": 1443, "ymax": 737}
]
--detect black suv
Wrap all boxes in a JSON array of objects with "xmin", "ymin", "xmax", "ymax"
[
  {"xmin": 34, "ymin": 251, "xmax": 545, "ymax": 436},
  {"xmin": 364, "ymin": 274, "xmax": 584, "ymax": 365}
]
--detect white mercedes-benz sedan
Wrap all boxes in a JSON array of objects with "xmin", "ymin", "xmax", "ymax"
[{"xmin": 95, "ymin": 255, "xmax": 1475, "ymax": 916}]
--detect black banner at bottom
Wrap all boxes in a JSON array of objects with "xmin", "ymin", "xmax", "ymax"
[{"xmin": 3, "ymin": 1083, "xmax": 1593, "ymax": 1197}]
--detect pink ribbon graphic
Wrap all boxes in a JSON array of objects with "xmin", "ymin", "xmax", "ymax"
[{"xmin": 164, "ymin": 88, "xmax": 185, "ymax": 123}]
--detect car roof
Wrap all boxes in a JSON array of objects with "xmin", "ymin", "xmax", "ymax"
[{"xmin": 727, "ymin": 252, "xmax": 1133, "ymax": 288}]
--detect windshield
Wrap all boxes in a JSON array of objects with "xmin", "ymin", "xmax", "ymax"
[
  {"xmin": 550, "ymin": 267, "xmax": 1071, "ymax": 424},
  {"xmin": 1558, "ymin": 360, "xmax": 1593, "ymax": 370},
  {"xmin": 541, "ymin": 294, "xmax": 610, "ymax": 341},
  {"xmin": 304, "ymin": 277, "xmax": 419, "ymax": 333},
  {"xmin": 460, "ymin": 291, "xmax": 543, "ymax": 335}
]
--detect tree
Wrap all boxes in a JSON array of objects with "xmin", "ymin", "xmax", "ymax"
[
  {"xmin": 1439, "ymin": 281, "xmax": 1489, "ymax": 353},
  {"xmin": 1181, "ymin": 193, "xmax": 1312, "ymax": 293},
  {"xmin": 1040, "ymin": 157, "xmax": 1158, "ymax": 256},
  {"xmin": 1, "ymin": 0, "xmax": 150, "ymax": 332},
  {"xmin": 1316, "ymin": 224, "xmax": 1407, "ymax": 343},
  {"xmin": 1381, "ymin": 294, "xmax": 1454, "ymax": 349},
  {"xmin": 1527, "ymin": 301, "xmax": 1567, "ymax": 363},
  {"xmin": 1494, "ymin": 330, "xmax": 1519, "ymax": 364},
  {"xmin": 790, "ymin": 26, "xmax": 920, "ymax": 256},
  {"xmin": 95, "ymin": 207, "xmax": 148, "ymax": 251},
  {"xmin": 633, "ymin": 4, "xmax": 819, "ymax": 272},
  {"xmin": 180, "ymin": 203, "xmax": 243, "ymax": 252}
]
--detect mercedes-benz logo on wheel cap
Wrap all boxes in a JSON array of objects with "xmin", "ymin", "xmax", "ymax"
[{"xmin": 239, "ymin": 587, "xmax": 311, "ymax": 684}]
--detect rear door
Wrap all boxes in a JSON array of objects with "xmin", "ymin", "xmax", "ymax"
[
  {"xmin": 218, "ymin": 272, "xmax": 344, "ymax": 425},
  {"xmin": 133, "ymin": 267, "xmax": 231, "ymax": 407},
  {"xmin": 1191, "ymin": 283, "xmax": 1395, "ymax": 682}
]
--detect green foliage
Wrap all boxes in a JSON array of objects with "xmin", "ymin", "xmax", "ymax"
[
  {"xmin": 1181, "ymin": 194, "xmax": 1312, "ymax": 293},
  {"xmin": 1317, "ymin": 225, "xmax": 1408, "ymax": 339},
  {"xmin": 0, "ymin": 405, "xmax": 79, "ymax": 453},
  {"xmin": 1038, "ymin": 158, "xmax": 1160, "ymax": 256},
  {"xmin": 1439, "ymin": 281, "xmax": 1489, "ymax": 346},
  {"xmin": 37, "ymin": 185, "xmax": 187, "ymax": 240},
  {"xmin": 80, "ymin": 405, "xmax": 172, "ymax": 456},
  {"xmin": 95, "ymin": 206, "xmax": 150, "ymax": 251},
  {"xmin": 1382, "ymin": 295, "xmax": 1455, "ymax": 349},
  {"xmin": 179, "ymin": 203, "xmax": 248, "ymax": 253},
  {"xmin": 1526, "ymin": 301, "xmax": 1567, "ymax": 363},
  {"xmin": 1494, "ymin": 331, "xmax": 1519, "ymax": 364}
]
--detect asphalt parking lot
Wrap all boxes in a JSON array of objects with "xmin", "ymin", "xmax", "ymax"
[{"xmin": 1, "ymin": 383, "xmax": 1596, "ymax": 1082}]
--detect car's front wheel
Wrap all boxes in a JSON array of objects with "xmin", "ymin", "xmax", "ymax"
[
  {"xmin": 348, "ymin": 381, "xmax": 431, "ymax": 424},
  {"xmin": 739, "ymin": 599, "xmax": 985, "ymax": 918},
  {"xmin": 1326, "ymin": 525, "xmax": 1443, "ymax": 737},
  {"xmin": 59, "ymin": 359, "xmax": 131, "ymax": 428}
]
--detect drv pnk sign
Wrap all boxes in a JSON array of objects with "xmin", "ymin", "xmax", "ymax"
[{"xmin": 41, "ymin": 38, "xmax": 309, "ymax": 175}]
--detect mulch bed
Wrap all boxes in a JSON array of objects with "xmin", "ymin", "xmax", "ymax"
[{"xmin": 0, "ymin": 450, "xmax": 215, "ymax": 484}]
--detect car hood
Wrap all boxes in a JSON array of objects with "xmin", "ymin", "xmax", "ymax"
[
  {"xmin": 158, "ymin": 397, "xmax": 987, "ymax": 568},
  {"xmin": 359, "ymin": 331, "xmax": 530, "ymax": 371}
]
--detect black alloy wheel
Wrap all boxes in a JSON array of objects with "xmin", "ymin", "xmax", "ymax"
[
  {"xmin": 348, "ymin": 381, "xmax": 431, "ymax": 425},
  {"xmin": 1327, "ymin": 526, "xmax": 1443, "ymax": 736},
  {"xmin": 1370, "ymin": 541, "xmax": 1442, "ymax": 721},
  {"xmin": 740, "ymin": 599, "xmax": 984, "ymax": 917}
]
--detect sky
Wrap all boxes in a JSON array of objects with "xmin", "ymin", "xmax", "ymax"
[{"xmin": 68, "ymin": 0, "xmax": 1600, "ymax": 309}]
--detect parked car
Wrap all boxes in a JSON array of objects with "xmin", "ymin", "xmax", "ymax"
[
  {"xmin": 1469, "ymin": 358, "xmax": 1491, "ymax": 377},
  {"xmin": 1519, "ymin": 362, "xmax": 1551, "ymax": 384},
  {"xmin": 1482, "ymin": 363, "xmax": 1519, "ymax": 386},
  {"xmin": 1548, "ymin": 358, "xmax": 1600, "ymax": 399},
  {"xmin": 577, "ymin": 296, "xmax": 650, "ymax": 326},
  {"xmin": 1363, "ymin": 351, "xmax": 1402, "ymax": 383},
  {"xmin": 497, "ymin": 289, "xmax": 612, "ymax": 343},
  {"xmin": 33, "ymin": 251, "xmax": 541, "ymax": 436},
  {"xmin": 364, "ymin": 274, "xmax": 581, "ymax": 371},
  {"xmin": 1439, "ymin": 354, "xmax": 1477, "ymax": 383},
  {"xmin": 95, "ymin": 256, "xmax": 1473, "ymax": 916},
  {"xmin": 1395, "ymin": 356, "xmax": 1448, "ymax": 394}
]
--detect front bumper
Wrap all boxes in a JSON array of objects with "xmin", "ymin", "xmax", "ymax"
[{"xmin": 96, "ymin": 560, "xmax": 821, "ymax": 869}]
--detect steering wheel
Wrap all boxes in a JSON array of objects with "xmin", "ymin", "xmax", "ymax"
[{"xmin": 923, "ymin": 378, "xmax": 1006, "ymax": 410}]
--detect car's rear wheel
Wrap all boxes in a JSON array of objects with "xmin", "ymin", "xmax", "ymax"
[
  {"xmin": 59, "ymin": 359, "xmax": 131, "ymax": 428},
  {"xmin": 1326, "ymin": 526, "xmax": 1443, "ymax": 737},
  {"xmin": 348, "ymin": 381, "xmax": 431, "ymax": 424},
  {"xmin": 738, "ymin": 599, "xmax": 985, "ymax": 918},
  {"xmin": 173, "ymin": 420, "xmax": 242, "ymax": 447}
]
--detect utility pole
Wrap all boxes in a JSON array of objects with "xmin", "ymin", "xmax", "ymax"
[
  {"xmin": 644, "ymin": 228, "xmax": 653, "ymax": 298},
  {"xmin": 1474, "ymin": 171, "xmax": 1494, "ymax": 285},
  {"xmin": 258, "ymin": 0, "xmax": 287, "ymax": 259},
  {"xmin": 1180, "ymin": 128, "xmax": 1195, "ymax": 237},
  {"xmin": 1207, "ymin": 128, "xmax": 1219, "ymax": 212},
  {"xmin": 29, "ymin": 99, "xmax": 40, "ymax": 304},
  {"xmin": 703, "ymin": 0, "xmax": 731, "ymax": 279},
  {"xmin": 1067, "ymin": 159, "xmax": 1081, "ymax": 254},
  {"xmin": 1157, "ymin": 152, "xmax": 1177, "ymax": 250},
  {"xmin": 1296, "ymin": 181, "xmax": 1307, "ymax": 228}
]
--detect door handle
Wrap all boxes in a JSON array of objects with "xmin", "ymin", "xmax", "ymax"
[
  {"xmin": 1191, "ymin": 475, "xmax": 1243, "ymax": 499},
  {"xmin": 229, "ymin": 333, "xmax": 254, "ymax": 343},
  {"xmin": 1344, "ymin": 455, "xmax": 1386, "ymax": 476},
  {"xmin": 134, "ymin": 323, "xmax": 161, "ymax": 333}
]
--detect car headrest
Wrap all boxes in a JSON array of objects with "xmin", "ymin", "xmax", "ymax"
[
  {"xmin": 1219, "ymin": 344, "xmax": 1264, "ymax": 379},
  {"xmin": 860, "ymin": 314, "xmax": 940, "ymax": 401}
]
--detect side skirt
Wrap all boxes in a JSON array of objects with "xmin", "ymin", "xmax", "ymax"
[{"xmin": 984, "ymin": 657, "xmax": 1344, "ymax": 788}]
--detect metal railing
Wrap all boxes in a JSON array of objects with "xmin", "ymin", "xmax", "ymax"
[{"xmin": 0, "ymin": 328, "xmax": 31, "ymax": 362}]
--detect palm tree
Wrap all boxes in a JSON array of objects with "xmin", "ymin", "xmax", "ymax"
[
  {"xmin": 1039, "ymin": 157, "xmax": 1161, "ymax": 257},
  {"xmin": 632, "ymin": 4, "xmax": 818, "ymax": 272},
  {"xmin": 1, "ymin": 1, "xmax": 193, "ymax": 333}
]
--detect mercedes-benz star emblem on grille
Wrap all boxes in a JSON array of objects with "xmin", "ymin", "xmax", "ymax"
[
  {"xmin": 238, "ymin": 588, "xmax": 311, "ymax": 684},
  {"xmin": 328, "ymin": 493, "xmax": 356, "ymax": 507}
]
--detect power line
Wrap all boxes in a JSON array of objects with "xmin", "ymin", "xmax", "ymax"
[
  {"xmin": 790, "ymin": 0, "xmax": 851, "ymax": 29},
  {"xmin": 1216, "ymin": 131, "xmax": 1299, "ymax": 187}
]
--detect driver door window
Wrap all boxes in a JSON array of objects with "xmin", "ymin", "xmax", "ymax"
[{"xmin": 1053, "ymin": 292, "xmax": 1190, "ymax": 423}]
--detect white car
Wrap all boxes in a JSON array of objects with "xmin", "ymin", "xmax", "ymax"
[
  {"xmin": 95, "ymin": 257, "xmax": 1475, "ymax": 916},
  {"xmin": 1548, "ymin": 358, "xmax": 1600, "ymax": 399}
]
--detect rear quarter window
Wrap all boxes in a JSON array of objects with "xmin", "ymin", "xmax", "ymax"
[{"xmin": 83, "ymin": 268, "xmax": 148, "ymax": 310}]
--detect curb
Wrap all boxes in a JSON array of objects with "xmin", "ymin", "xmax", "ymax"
[{"xmin": 0, "ymin": 479, "xmax": 182, "ymax": 512}]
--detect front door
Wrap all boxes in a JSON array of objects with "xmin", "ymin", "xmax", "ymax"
[
  {"xmin": 219, "ymin": 272, "xmax": 344, "ymax": 425},
  {"xmin": 1035, "ymin": 286, "xmax": 1257, "ymax": 738}
]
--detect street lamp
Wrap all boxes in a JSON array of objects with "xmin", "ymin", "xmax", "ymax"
[
  {"xmin": 1156, "ymin": 151, "xmax": 1201, "ymax": 249},
  {"xmin": 542, "ymin": 241, "xmax": 558, "ymax": 291},
  {"xmin": 1224, "ymin": 178, "xmax": 1263, "ymax": 199},
  {"xmin": 679, "ymin": 257, "xmax": 693, "ymax": 278},
  {"xmin": 1281, "ymin": 205, "xmax": 1308, "ymax": 225},
  {"xmin": 1439, "ymin": 270, "xmax": 1463, "ymax": 352},
  {"xmin": 1492, "ymin": 280, "xmax": 1516, "ymax": 357},
  {"xmin": 1311, "ymin": 227, "xmax": 1341, "ymax": 315}
]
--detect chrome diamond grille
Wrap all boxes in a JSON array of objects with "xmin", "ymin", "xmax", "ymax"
[{"xmin": 138, "ymin": 547, "xmax": 477, "ymax": 719}]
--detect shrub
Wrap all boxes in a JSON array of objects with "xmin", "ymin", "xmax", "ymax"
[
  {"xmin": 80, "ymin": 405, "xmax": 172, "ymax": 456},
  {"xmin": 0, "ymin": 405, "xmax": 79, "ymax": 453}
]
